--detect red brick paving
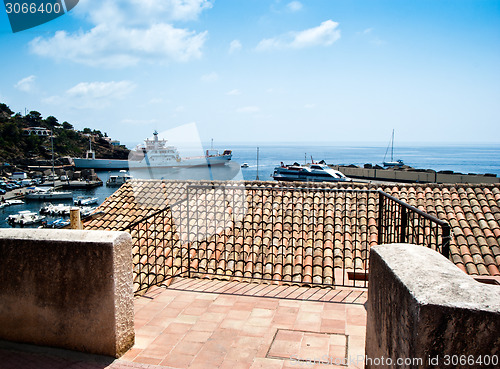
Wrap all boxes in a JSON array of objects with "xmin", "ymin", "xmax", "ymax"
[{"xmin": 0, "ymin": 278, "xmax": 367, "ymax": 369}]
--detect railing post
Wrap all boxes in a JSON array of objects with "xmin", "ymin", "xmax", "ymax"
[
  {"xmin": 187, "ymin": 187, "xmax": 191, "ymax": 279},
  {"xmin": 441, "ymin": 224, "xmax": 451, "ymax": 259},
  {"xmin": 400, "ymin": 206, "xmax": 407, "ymax": 244},
  {"xmin": 377, "ymin": 191, "xmax": 384, "ymax": 245}
]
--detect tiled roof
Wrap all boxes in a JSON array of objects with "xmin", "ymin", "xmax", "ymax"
[{"xmin": 85, "ymin": 180, "xmax": 500, "ymax": 278}]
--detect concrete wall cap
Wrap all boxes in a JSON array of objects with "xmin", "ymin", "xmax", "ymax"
[
  {"xmin": 371, "ymin": 244, "xmax": 500, "ymax": 312},
  {"xmin": 0, "ymin": 228, "xmax": 130, "ymax": 244}
]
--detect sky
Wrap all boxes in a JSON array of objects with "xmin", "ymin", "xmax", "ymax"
[{"xmin": 0, "ymin": 0, "xmax": 499, "ymax": 146}]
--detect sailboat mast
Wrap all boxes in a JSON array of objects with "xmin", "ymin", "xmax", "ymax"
[
  {"xmin": 391, "ymin": 129, "xmax": 394, "ymax": 162},
  {"xmin": 256, "ymin": 147, "xmax": 260, "ymax": 180},
  {"xmin": 51, "ymin": 130, "xmax": 55, "ymax": 187}
]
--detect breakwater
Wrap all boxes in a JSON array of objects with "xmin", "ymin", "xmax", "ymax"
[{"xmin": 330, "ymin": 165, "xmax": 499, "ymax": 184}]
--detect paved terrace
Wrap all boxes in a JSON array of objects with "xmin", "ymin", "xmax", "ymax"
[{"xmin": 0, "ymin": 278, "xmax": 367, "ymax": 369}]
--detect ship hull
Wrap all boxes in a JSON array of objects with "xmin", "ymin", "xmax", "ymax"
[
  {"xmin": 72, "ymin": 158, "xmax": 129, "ymax": 170},
  {"xmin": 129, "ymin": 154, "xmax": 232, "ymax": 169}
]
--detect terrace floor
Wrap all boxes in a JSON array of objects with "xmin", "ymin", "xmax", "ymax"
[{"xmin": 0, "ymin": 278, "xmax": 368, "ymax": 369}]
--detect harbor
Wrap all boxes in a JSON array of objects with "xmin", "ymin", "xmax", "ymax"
[
  {"xmin": 0, "ymin": 170, "xmax": 123, "ymax": 228},
  {"xmin": 2, "ymin": 141, "xmax": 500, "ymax": 229}
]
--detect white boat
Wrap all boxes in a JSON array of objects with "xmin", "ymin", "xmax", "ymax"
[
  {"xmin": 74, "ymin": 196, "xmax": 99, "ymax": 206},
  {"xmin": 273, "ymin": 163, "xmax": 352, "ymax": 182},
  {"xmin": 40, "ymin": 203, "xmax": 71, "ymax": 215},
  {"xmin": 129, "ymin": 131, "xmax": 232, "ymax": 169},
  {"xmin": 72, "ymin": 137, "xmax": 129, "ymax": 169},
  {"xmin": 25, "ymin": 187, "xmax": 73, "ymax": 201},
  {"xmin": 241, "ymin": 163, "xmax": 249, "ymax": 168},
  {"xmin": 42, "ymin": 218, "xmax": 70, "ymax": 228},
  {"xmin": 7, "ymin": 210, "xmax": 45, "ymax": 226},
  {"xmin": 106, "ymin": 170, "xmax": 132, "ymax": 187},
  {"xmin": 383, "ymin": 129, "xmax": 405, "ymax": 167},
  {"xmin": 4, "ymin": 199, "xmax": 25, "ymax": 206},
  {"xmin": 40, "ymin": 203, "xmax": 96, "ymax": 217}
]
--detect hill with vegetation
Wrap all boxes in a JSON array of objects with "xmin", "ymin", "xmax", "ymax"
[{"xmin": 0, "ymin": 102, "xmax": 129, "ymax": 167}]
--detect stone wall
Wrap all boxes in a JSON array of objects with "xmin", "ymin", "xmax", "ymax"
[
  {"xmin": 365, "ymin": 244, "xmax": 500, "ymax": 368},
  {"xmin": 0, "ymin": 229, "xmax": 134, "ymax": 358}
]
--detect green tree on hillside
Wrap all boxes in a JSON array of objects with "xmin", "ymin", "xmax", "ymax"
[
  {"xmin": 0, "ymin": 103, "xmax": 13, "ymax": 119},
  {"xmin": 45, "ymin": 116, "xmax": 60, "ymax": 128},
  {"xmin": 25, "ymin": 111, "xmax": 42, "ymax": 126}
]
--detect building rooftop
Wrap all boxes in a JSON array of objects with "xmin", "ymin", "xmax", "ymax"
[{"xmin": 85, "ymin": 180, "xmax": 500, "ymax": 277}]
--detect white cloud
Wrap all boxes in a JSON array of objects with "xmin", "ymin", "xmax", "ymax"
[
  {"xmin": 236, "ymin": 106, "xmax": 260, "ymax": 113},
  {"xmin": 229, "ymin": 39, "xmax": 242, "ymax": 54},
  {"xmin": 304, "ymin": 103, "xmax": 316, "ymax": 109},
  {"xmin": 30, "ymin": 0, "xmax": 211, "ymax": 67},
  {"xmin": 44, "ymin": 80, "xmax": 136, "ymax": 109},
  {"xmin": 357, "ymin": 27, "xmax": 386, "ymax": 46},
  {"xmin": 67, "ymin": 81, "xmax": 136, "ymax": 99},
  {"xmin": 227, "ymin": 89, "xmax": 241, "ymax": 96},
  {"xmin": 287, "ymin": 1, "xmax": 303, "ymax": 12},
  {"xmin": 201, "ymin": 72, "xmax": 219, "ymax": 82},
  {"xmin": 74, "ymin": 0, "xmax": 213, "ymax": 25},
  {"xmin": 14, "ymin": 75, "xmax": 36, "ymax": 93},
  {"xmin": 256, "ymin": 20, "xmax": 340, "ymax": 51}
]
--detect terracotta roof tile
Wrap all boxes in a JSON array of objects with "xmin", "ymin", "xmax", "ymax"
[{"xmin": 85, "ymin": 180, "xmax": 500, "ymax": 285}]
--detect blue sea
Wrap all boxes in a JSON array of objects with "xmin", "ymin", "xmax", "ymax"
[
  {"xmin": 232, "ymin": 143, "xmax": 500, "ymax": 181},
  {"xmin": 1, "ymin": 144, "xmax": 499, "ymax": 228}
]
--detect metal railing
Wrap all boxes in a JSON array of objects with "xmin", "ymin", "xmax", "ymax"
[
  {"xmin": 377, "ymin": 191, "xmax": 451, "ymax": 258},
  {"xmin": 125, "ymin": 184, "xmax": 452, "ymax": 294},
  {"xmin": 126, "ymin": 202, "xmax": 185, "ymax": 294},
  {"xmin": 184, "ymin": 185, "xmax": 376, "ymax": 288}
]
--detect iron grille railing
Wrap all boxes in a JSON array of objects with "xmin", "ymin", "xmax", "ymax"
[
  {"xmin": 125, "ymin": 183, "xmax": 452, "ymax": 295},
  {"xmin": 126, "ymin": 201, "xmax": 186, "ymax": 294},
  {"xmin": 377, "ymin": 191, "xmax": 451, "ymax": 258},
  {"xmin": 185, "ymin": 185, "xmax": 376, "ymax": 289}
]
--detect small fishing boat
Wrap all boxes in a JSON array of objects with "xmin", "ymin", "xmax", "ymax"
[
  {"xmin": 40, "ymin": 203, "xmax": 71, "ymax": 216},
  {"xmin": 106, "ymin": 170, "xmax": 132, "ymax": 187},
  {"xmin": 73, "ymin": 196, "xmax": 99, "ymax": 206},
  {"xmin": 7, "ymin": 210, "xmax": 45, "ymax": 226},
  {"xmin": 241, "ymin": 163, "xmax": 249, "ymax": 168},
  {"xmin": 5, "ymin": 199, "xmax": 25, "ymax": 206},
  {"xmin": 383, "ymin": 129, "xmax": 405, "ymax": 167},
  {"xmin": 41, "ymin": 218, "xmax": 70, "ymax": 229},
  {"xmin": 25, "ymin": 187, "xmax": 73, "ymax": 201}
]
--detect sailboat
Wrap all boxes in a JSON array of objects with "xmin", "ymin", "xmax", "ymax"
[
  {"xmin": 25, "ymin": 131, "xmax": 73, "ymax": 201},
  {"xmin": 383, "ymin": 129, "xmax": 405, "ymax": 167}
]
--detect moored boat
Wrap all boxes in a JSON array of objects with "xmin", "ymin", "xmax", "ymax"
[
  {"xmin": 383, "ymin": 129, "xmax": 405, "ymax": 167},
  {"xmin": 25, "ymin": 187, "xmax": 73, "ymax": 201},
  {"xmin": 41, "ymin": 218, "xmax": 70, "ymax": 228},
  {"xmin": 129, "ymin": 131, "xmax": 232, "ymax": 169},
  {"xmin": 7, "ymin": 210, "xmax": 45, "ymax": 226},
  {"xmin": 74, "ymin": 196, "xmax": 99, "ymax": 206},
  {"xmin": 106, "ymin": 170, "xmax": 132, "ymax": 187},
  {"xmin": 5, "ymin": 199, "xmax": 25, "ymax": 205},
  {"xmin": 273, "ymin": 163, "xmax": 352, "ymax": 182},
  {"xmin": 72, "ymin": 137, "xmax": 129, "ymax": 169}
]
